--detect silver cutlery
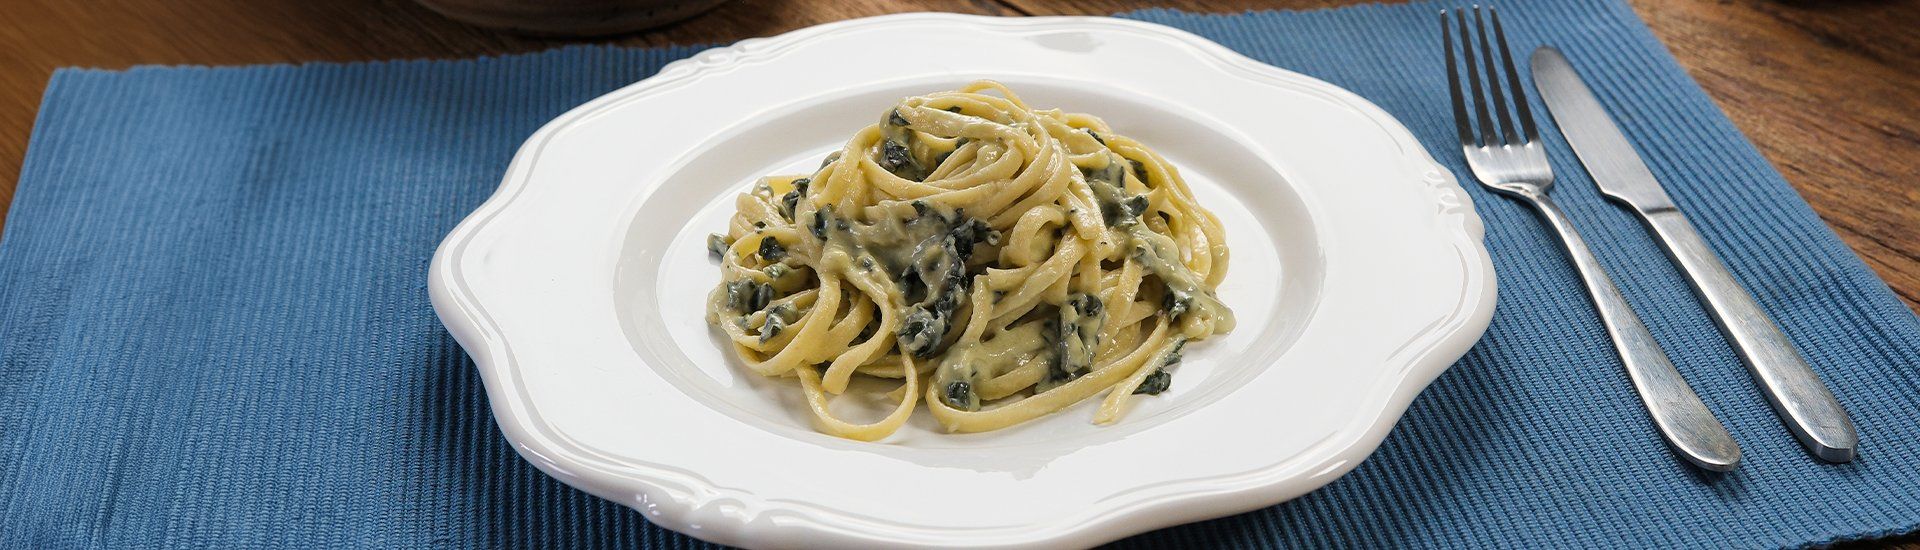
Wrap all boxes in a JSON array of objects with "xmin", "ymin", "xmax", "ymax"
[
  {"xmin": 1441, "ymin": 6, "xmax": 1741, "ymax": 471},
  {"xmin": 1531, "ymin": 47, "xmax": 1859, "ymax": 463}
]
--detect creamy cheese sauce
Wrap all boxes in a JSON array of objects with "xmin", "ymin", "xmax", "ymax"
[{"xmin": 702, "ymin": 81, "xmax": 1238, "ymax": 440}]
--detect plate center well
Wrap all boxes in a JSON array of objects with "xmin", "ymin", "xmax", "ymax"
[{"xmin": 613, "ymin": 78, "xmax": 1325, "ymax": 454}]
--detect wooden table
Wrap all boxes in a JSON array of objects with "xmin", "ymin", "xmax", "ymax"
[{"xmin": 1, "ymin": 0, "xmax": 1915, "ymax": 546}]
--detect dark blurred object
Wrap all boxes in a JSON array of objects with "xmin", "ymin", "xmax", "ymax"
[{"xmin": 415, "ymin": 0, "xmax": 731, "ymax": 36}]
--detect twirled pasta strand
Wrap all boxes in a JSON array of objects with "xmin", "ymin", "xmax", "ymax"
[{"xmin": 705, "ymin": 81, "xmax": 1234, "ymax": 439}]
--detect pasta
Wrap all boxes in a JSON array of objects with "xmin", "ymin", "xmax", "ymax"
[{"xmin": 704, "ymin": 81, "xmax": 1235, "ymax": 440}]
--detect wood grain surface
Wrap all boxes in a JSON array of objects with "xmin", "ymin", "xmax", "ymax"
[{"xmin": 0, "ymin": 1, "xmax": 1915, "ymax": 544}]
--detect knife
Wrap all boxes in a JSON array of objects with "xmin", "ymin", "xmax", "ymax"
[{"xmin": 1531, "ymin": 46, "xmax": 1858, "ymax": 462}]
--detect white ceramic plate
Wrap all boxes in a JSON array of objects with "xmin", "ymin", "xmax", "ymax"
[{"xmin": 429, "ymin": 13, "xmax": 1495, "ymax": 550}]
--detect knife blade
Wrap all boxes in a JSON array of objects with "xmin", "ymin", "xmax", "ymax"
[{"xmin": 1531, "ymin": 46, "xmax": 1859, "ymax": 462}]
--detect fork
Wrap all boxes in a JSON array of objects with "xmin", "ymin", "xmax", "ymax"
[{"xmin": 1442, "ymin": 6, "xmax": 1741, "ymax": 471}]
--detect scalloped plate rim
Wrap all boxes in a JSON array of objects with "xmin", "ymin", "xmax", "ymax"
[{"xmin": 429, "ymin": 12, "xmax": 1496, "ymax": 549}]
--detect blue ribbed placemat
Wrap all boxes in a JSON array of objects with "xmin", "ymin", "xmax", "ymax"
[{"xmin": 4, "ymin": 0, "xmax": 1918, "ymax": 548}]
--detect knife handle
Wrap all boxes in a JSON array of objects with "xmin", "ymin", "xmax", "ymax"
[
  {"xmin": 1639, "ymin": 208, "xmax": 1859, "ymax": 462},
  {"xmin": 1524, "ymin": 191, "xmax": 1741, "ymax": 471}
]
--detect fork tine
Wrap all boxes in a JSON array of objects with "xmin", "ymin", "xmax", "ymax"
[
  {"xmin": 1454, "ymin": 9, "xmax": 1495, "ymax": 147},
  {"xmin": 1441, "ymin": 10, "xmax": 1475, "ymax": 148},
  {"xmin": 1488, "ymin": 7, "xmax": 1539, "ymax": 142},
  {"xmin": 1472, "ymin": 6, "xmax": 1519, "ymax": 146}
]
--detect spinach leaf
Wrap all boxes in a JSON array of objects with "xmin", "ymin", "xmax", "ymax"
[
  {"xmin": 778, "ymin": 178, "xmax": 810, "ymax": 221},
  {"xmin": 1054, "ymin": 293, "xmax": 1106, "ymax": 377},
  {"xmin": 706, "ymin": 234, "xmax": 729, "ymax": 261},
  {"xmin": 758, "ymin": 236, "xmax": 786, "ymax": 262}
]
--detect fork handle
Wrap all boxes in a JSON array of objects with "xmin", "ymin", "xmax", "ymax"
[
  {"xmin": 1521, "ymin": 190, "xmax": 1742, "ymax": 471},
  {"xmin": 1638, "ymin": 208, "xmax": 1858, "ymax": 462}
]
